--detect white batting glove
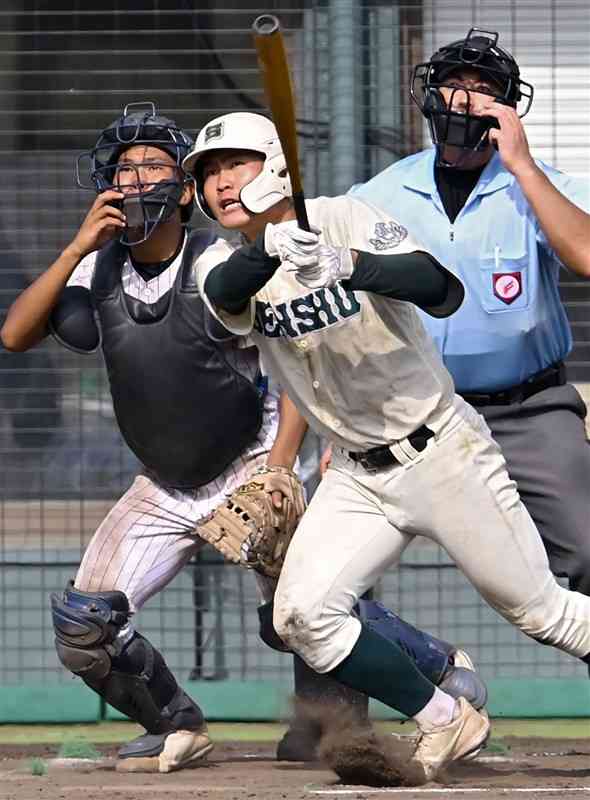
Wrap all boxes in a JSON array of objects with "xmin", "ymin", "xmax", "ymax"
[
  {"xmin": 286, "ymin": 245, "xmax": 355, "ymax": 290},
  {"xmin": 264, "ymin": 220, "xmax": 321, "ymax": 268}
]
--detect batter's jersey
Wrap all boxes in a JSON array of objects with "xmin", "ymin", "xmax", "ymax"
[
  {"xmin": 351, "ymin": 149, "xmax": 590, "ymax": 393},
  {"xmin": 198, "ymin": 195, "xmax": 455, "ymax": 452}
]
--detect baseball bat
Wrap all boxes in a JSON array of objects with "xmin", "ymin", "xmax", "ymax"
[{"xmin": 251, "ymin": 14, "xmax": 310, "ymax": 231}]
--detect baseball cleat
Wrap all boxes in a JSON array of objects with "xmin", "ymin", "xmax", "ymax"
[
  {"xmin": 116, "ymin": 726, "xmax": 213, "ymax": 773},
  {"xmin": 438, "ymin": 648, "xmax": 488, "ymax": 711},
  {"xmin": 407, "ymin": 697, "xmax": 490, "ymax": 785},
  {"xmin": 276, "ymin": 721, "xmax": 321, "ymax": 761}
]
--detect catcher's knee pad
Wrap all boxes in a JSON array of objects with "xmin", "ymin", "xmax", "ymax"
[
  {"xmin": 51, "ymin": 583, "xmax": 204, "ymax": 734},
  {"xmin": 51, "ymin": 583, "xmax": 131, "ymax": 681},
  {"xmin": 355, "ymin": 599, "xmax": 453, "ymax": 685}
]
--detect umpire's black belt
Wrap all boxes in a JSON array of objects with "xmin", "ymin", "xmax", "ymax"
[
  {"xmin": 459, "ymin": 361, "xmax": 566, "ymax": 407},
  {"xmin": 349, "ymin": 425, "xmax": 435, "ymax": 472}
]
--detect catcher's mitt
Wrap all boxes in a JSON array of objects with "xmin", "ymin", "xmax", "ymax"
[{"xmin": 196, "ymin": 465, "xmax": 306, "ymax": 578}]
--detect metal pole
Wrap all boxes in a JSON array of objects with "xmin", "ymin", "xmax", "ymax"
[{"xmin": 329, "ymin": 0, "xmax": 359, "ymax": 194}]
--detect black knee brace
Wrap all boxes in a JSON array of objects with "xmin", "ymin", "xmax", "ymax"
[{"xmin": 51, "ymin": 583, "xmax": 204, "ymax": 735}]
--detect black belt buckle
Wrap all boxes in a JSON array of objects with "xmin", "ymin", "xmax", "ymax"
[{"xmin": 350, "ymin": 426, "xmax": 434, "ymax": 473}]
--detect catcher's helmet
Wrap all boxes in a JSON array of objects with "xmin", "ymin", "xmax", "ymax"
[
  {"xmin": 410, "ymin": 29, "xmax": 534, "ymax": 165},
  {"xmin": 182, "ymin": 112, "xmax": 291, "ymax": 221},
  {"xmin": 76, "ymin": 102, "xmax": 195, "ymax": 244}
]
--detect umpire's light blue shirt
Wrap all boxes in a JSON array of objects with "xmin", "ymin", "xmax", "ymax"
[{"xmin": 350, "ymin": 149, "xmax": 590, "ymax": 392}]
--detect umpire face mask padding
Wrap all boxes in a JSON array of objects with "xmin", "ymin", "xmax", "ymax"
[{"xmin": 424, "ymin": 87, "xmax": 500, "ymax": 167}]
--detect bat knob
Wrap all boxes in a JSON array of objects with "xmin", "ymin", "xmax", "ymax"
[{"xmin": 252, "ymin": 14, "xmax": 280, "ymax": 35}]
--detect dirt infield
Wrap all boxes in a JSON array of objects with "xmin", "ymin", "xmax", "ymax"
[{"xmin": 1, "ymin": 730, "xmax": 590, "ymax": 800}]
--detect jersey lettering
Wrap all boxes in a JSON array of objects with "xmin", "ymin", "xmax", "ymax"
[{"xmin": 254, "ymin": 284, "xmax": 361, "ymax": 339}]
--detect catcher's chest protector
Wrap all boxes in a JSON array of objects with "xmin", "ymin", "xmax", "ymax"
[{"xmin": 91, "ymin": 232, "xmax": 263, "ymax": 489}]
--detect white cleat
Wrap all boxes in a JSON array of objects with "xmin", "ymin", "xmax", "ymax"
[
  {"xmin": 116, "ymin": 726, "xmax": 214, "ymax": 773},
  {"xmin": 407, "ymin": 697, "xmax": 490, "ymax": 785}
]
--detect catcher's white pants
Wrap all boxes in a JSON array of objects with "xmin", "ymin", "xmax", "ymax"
[
  {"xmin": 273, "ymin": 395, "xmax": 590, "ymax": 673},
  {"xmin": 75, "ymin": 458, "xmax": 277, "ymax": 612}
]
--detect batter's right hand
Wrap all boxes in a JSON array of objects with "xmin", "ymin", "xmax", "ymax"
[
  {"xmin": 69, "ymin": 190, "xmax": 127, "ymax": 259},
  {"xmin": 264, "ymin": 220, "xmax": 321, "ymax": 268}
]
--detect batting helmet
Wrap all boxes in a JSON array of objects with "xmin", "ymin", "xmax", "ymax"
[
  {"xmin": 182, "ymin": 112, "xmax": 291, "ymax": 221},
  {"xmin": 76, "ymin": 102, "xmax": 195, "ymax": 244},
  {"xmin": 410, "ymin": 29, "xmax": 534, "ymax": 163}
]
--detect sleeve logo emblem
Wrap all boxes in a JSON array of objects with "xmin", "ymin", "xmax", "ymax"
[{"xmin": 369, "ymin": 221, "xmax": 408, "ymax": 251}]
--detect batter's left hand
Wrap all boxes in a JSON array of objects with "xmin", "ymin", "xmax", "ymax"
[
  {"xmin": 486, "ymin": 103, "xmax": 537, "ymax": 179},
  {"xmin": 288, "ymin": 245, "xmax": 355, "ymax": 290}
]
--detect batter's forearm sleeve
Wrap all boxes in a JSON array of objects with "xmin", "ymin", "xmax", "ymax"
[
  {"xmin": 342, "ymin": 250, "xmax": 464, "ymax": 318},
  {"xmin": 204, "ymin": 233, "xmax": 281, "ymax": 314}
]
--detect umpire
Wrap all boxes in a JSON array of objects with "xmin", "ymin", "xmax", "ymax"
[{"xmin": 352, "ymin": 29, "xmax": 590, "ymax": 595}]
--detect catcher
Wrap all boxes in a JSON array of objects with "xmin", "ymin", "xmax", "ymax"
[{"xmin": 1, "ymin": 103, "xmax": 486, "ymax": 773}]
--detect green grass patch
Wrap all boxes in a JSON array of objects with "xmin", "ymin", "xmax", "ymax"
[
  {"xmin": 485, "ymin": 738, "xmax": 511, "ymax": 754},
  {"xmin": 1, "ymin": 718, "xmax": 589, "ymax": 747},
  {"xmin": 29, "ymin": 757, "xmax": 48, "ymax": 776},
  {"xmin": 57, "ymin": 735, "xmax": 101, "ymax": 760}
]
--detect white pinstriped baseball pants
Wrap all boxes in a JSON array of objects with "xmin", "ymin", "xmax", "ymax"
[
  {"xmin": 74, "ymin": 384, "xmax": 283, "ymax": 612},
  {"xmin": 74, "ymin": 456, "xmax": 277, "ymax": 612},
  {"xmin": 273, "ymin": 395, "xmax": 590, "ymax": 673}
]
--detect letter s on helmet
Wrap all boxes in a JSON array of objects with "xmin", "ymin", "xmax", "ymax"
[
  {"xmin": 410, "ymin": 28, "xmax": 534, "ymax": 165},
  {"xmin": 182, "ymin": 112, "xmax": 292, "ymax": 221}
]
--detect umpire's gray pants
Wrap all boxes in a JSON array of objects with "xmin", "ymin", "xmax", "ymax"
[{"xmin": 475, "ymin": 383, "xmax": 590, "ymax": 595}]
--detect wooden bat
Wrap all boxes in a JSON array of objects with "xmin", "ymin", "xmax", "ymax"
[{"xmin": 251, "ymin": 13, "xmax": 310, "ymax": 231}]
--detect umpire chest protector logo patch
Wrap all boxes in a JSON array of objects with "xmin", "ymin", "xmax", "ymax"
[
  {"xmin": 493, "ymin": 272, "xmax": 522, "ymax": 305},
  {"xmin": 369, "ymin": 221, "xmax": 408, "ymax": 251}
]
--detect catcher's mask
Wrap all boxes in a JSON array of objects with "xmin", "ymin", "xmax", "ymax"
[
  {"xmin": 76, "ymin": 102, "xmax": 195, "ymax": 245},
  {"xmin": 410, "ymin": 28, "xmax": 534, "ymax": 167},
  {"xmin": 182, "ymin": 112, "xmax": 292, "ymax": 221}
]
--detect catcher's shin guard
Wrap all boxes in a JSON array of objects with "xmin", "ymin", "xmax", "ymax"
[
  {"xmin": 356, "ymin": 599, "xmax": 453, "ymax": 685},
  {"xmin": 357, "ymin": 599, "xmax": 488, "ymax": 708},
  {"xmin": 51, "ymin": 584, "xmax": 205, "ymax": 736}
]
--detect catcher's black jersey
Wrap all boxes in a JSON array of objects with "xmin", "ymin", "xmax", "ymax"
[{"xmin": 91, "ymin": 232, "xmax": 263, "ymax": 488}]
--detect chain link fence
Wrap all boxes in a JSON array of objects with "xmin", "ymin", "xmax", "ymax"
[{"xmin": 1, "ymin": 1, "xmax": 589, "ymax": 691}]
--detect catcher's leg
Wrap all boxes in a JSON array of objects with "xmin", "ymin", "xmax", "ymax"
[
  {"xmin": 51, "ymin": 584, "xmax": 212, "ymax": 773},
  {"xmin": 356, "ymin": 599, "xmax": 488, "ymax": 710}
]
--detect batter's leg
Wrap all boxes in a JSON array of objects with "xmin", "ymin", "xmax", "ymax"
[
  {"xmin": 272, "ymin": 466, "xmax": 490, "ymax": 783},
  {"xmin": 392, "ymin": 401, "xmax": 590, "ymax": 662}
]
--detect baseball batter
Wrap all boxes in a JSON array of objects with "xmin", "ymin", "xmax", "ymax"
[
  {"xmin": 185, "ymin": 111, "xmax": 590, "ymax": 784},
  {"xmin": 0, "ymin": 104, "xmax": 485, "ymax": 774}
]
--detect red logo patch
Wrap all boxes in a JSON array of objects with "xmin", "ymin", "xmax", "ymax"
[{"xmin": 493, "ymin": 272, "xmax": 522, "ymax": 305}]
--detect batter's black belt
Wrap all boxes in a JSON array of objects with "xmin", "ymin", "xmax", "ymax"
[
  {"xmin": 349, "ymin": 425, "xmax": 435, "ymax": 472},
  {"xmin": 458, "ymin": 361, "xmax": 566, "ymax": 407}
]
